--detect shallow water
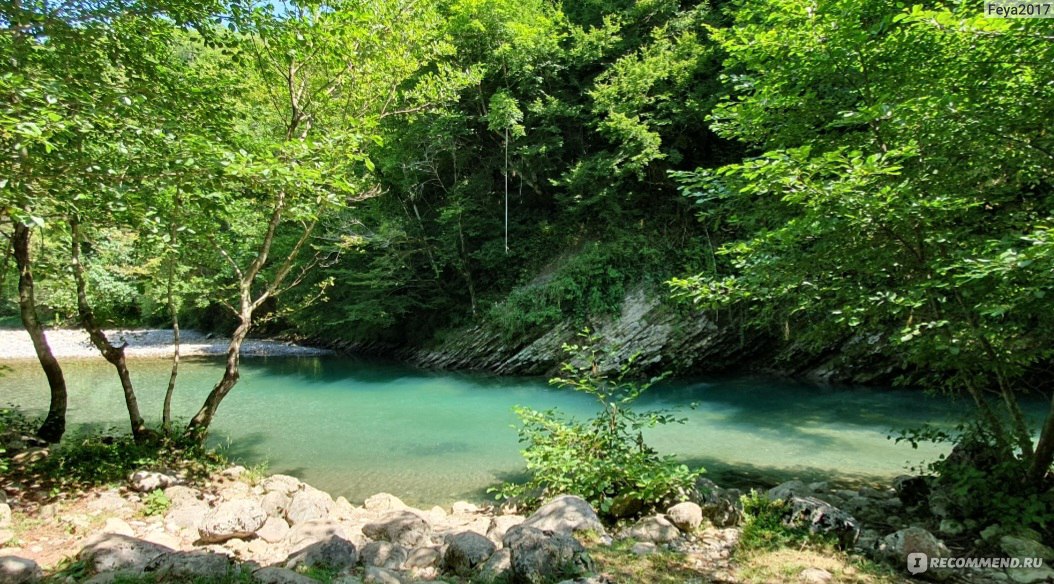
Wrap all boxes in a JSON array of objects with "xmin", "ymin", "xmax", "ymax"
[{"xmin": 0, "ymin": 355, "xmax": 982, "ymax": 505}]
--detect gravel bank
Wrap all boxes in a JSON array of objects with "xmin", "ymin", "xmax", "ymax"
[{"xmin": 0, "ymin": 328, "xmax": 331, "ymax": 360}]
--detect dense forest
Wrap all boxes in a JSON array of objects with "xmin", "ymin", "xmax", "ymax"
[{"xmin": 2, "ymin": 0, "xmax": 1054, "ymax": 581}]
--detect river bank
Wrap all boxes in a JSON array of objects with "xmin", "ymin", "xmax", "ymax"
[{"xmin": 0, "ymin": 328, "xmax": 332, "ymax": 360}]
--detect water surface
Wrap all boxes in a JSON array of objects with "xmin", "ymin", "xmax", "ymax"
[{"xmin": 0, "ymin": 356, "xmax": 970, "ymax": 505}]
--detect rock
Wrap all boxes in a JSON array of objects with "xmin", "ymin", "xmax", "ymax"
[
  {"xmin": 938, "ymin": 519, "xmax": 964, "ymax": 536},
  {"xmin": 141, "ymin": 531, "xmax": 181, "ymax": 550},
  {"xmin": 1000, "ymin": 535, "xmax": 1054, "ymax": 562},
  {"xmin": 452, "ymin": 501, "xmax": 480, "ymax": 514},
  {"xmin": 256, "ymin": 516, "xmax": 291, "ymax": 544},
  {"xmin": 799, "ymin": 567, "xmax": 833, "ymax": 584},
  {"xmin": 164, "ymin": 498, "xmax": 209, "ymax": 531},
  {"xmin": 363, "ymin": 493, "xmax": 409, "ymax": 512},
  {"xmin": 252, "ymin": 566, "xmax": 319, "ymax": 584},
  {"xmin": 0, "ymin": 556, "xmax": 42, "ymax": 584},
  {"xmin": 626, "ymin": 515, "xmax": 680, "ymax": 544},
  {"xmin": 221, "ymin": 465, "xmax": 247, "ymax": 479},
  {"xmin": 362, "ymin": 511, "xmax": 432, "ymax": 548},
  {"xmin": 0, "ymin": 505, "xmax": 10, "ymax": 530},
  {"xmin": 102, "ymin": 517, "xmax": 134, "ymax": 537},
  {"xmin": 692, "ymin": 478, "xmax": 741, "ymax": 527},
  {"xmin": 767, "ymin": 480, "xmax": 808, "ymax": 501},
  {"xmin": 285, "ymin": 535, "xmax": 358, "ymax": 573},
  {"xmin": 219, "ymin": 481, "xmax": 255, "ymax": 501},
  {"xmin": 666, "ymin": 502, "xmax": 703, "ymax": 532},
  {"xmin": 79, "ymin": 533, "xmax": 174, "ymax": 572},
  {"xmin": 87, "ymin": 491, "xmax": 129, "ymax": 514},
  {"xmin": 487, "ymin": 514, "xmax": 526, "ymax": 544},
  {"xmin": 363, "ymin": 566, "xmax": 403, "ymax": 584},
  {"xmin": 286, "ymin": 486, "xmax": 334, "ymax": 525},
  {"xmin": 521, "ymin": 495, "xmax": 604, "ymax": 536},
  {"xmin": 928, "ymin": 491, "xmax": 953, "ymax": 519},
  {"xmin": 285, "ymin": 519, "xmax": 349, "ymax": 550},
  {"xmin": 631, "ymin": 542, "xmax": 657, "ymax": 555},
  {"xmin": 444, "ymin": 531, "xmax": 496, "ymax": 576},
  {"xmin": 163, "ymin": 485, "xmax": 202, "ymax": 506},
  {"xmin": 479, "ymin": 548, "xmax": 511, "ymax": 579},
  {"xmin": 262, "ymin": 475, "xmax": 302, "ymax": 497},
  {"xmin": 1007, "ymin": 566, "xmax": 1054, "ymax": 584},
  {"xmin": 332, "ymin": 496, "xmax": 356, "ymax": 521},
  {"xmin": 0, "ymin": 531, "xmax": 12, "ymax": 547},
  {"xmin": 129, "ymin": 470, "xmax": 183, "ymax": 493},
  {"xmin": 262, "ymin": 491, "xmax": 291, "ymax": 518},
  {"xmin": 404, "ymin": 546, "xmax": 442, "ymax": 571},
  {"xmin": 199, "ymin": 500, "xmax": 267, "ymax": 543},
  {"xmin": 507, "ymin": 526, "xmax": 592, "ymax": 584},
  {"xmin": 783, "ymin": 496, "xmax": 859, "ymax": 547},
  {"xmin": 145, "ymin": 550, "xmax": 234, "ymax": 580},
  {"xmin": 879, "ymin": 527, "xmax": 950, "ymax": 566},
  {"xmin": 360, "ymin": 541, "xmax": 407, "ymax": 570}
]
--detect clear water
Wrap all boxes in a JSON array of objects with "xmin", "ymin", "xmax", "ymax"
[{"xmin": 0, "ymin": 355, "xmax": 974, "ymax": 505}]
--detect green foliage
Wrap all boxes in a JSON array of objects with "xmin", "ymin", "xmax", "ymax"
[
  {"xmin": 494, "ymin": 330, "xmax": 702, "ymax": 516},
  {"xmin": 738, "ymin": 491, "xmax": 829, "ymax": 552},
  {"xmin": 141, "ymin": 489, "xmax": 171, "ymax": 517}
]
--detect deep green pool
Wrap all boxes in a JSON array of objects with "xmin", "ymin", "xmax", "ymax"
[{"xmin": 1, "ymin": 355, "xmax": 974, "ymax": 505}]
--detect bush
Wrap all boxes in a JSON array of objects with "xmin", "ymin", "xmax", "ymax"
[
  {"xmin": 142, "ymin": 489, "xmax": 171, "ymax": 516},
  {"xmin": 493, "ymin": 330, "xmax": 703, "ymax": 517}
]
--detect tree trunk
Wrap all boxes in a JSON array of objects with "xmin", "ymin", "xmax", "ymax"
[
  {"xmin": 1029, "ymin": 394, "xmax": 1054, "ymax": 484},
  {"xmin": 12, "ymin": 223, "xmax": 67, "ymax": 443},
  {"xmin": 184, "ymin": 319, "xmax": 249, "ymax": 442},
  {"xmin": 162, "ymin": 193, "xmax": 182, "ymax": 434},
  {"xmin": 70, "ymin": 220, "xmax": 151, "ymax": 443}
]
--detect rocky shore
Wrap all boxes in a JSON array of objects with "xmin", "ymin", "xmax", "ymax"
[{"xmin": 0, "ymin": 329, "xmax": 331, "ymax": 360}]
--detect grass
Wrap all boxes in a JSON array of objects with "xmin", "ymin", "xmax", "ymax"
[
  {"xmin": 735, "ymin": 547, "xmax": 912, "ymax": 584},
  {"xmin": 587, "ymin": 539, "xmax": 712, "ymax": 584}
]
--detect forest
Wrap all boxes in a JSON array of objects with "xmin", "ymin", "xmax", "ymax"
[{"xmin": 1, "ymin": 0, "xmax": 1053, "ymax": 583}]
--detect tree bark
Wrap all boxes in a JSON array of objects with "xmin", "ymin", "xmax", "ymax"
[
  {"xmin": 184, "ymin": 318, "xmax": 249, "ymax": 440},
  {"xmin": 12, "ymin": 223, "xmax": 67, "ymax": 443},
  {"xmin": 70, "ymin": 220, "xmax": 151, "ymax": 443},
  {"xmin": 162, "ymin": 193, "xmax": 182, "ymax": 434},
  {"xmin": 1029, "ymin": 394, "xmax": 1054, "ymax": 484}
]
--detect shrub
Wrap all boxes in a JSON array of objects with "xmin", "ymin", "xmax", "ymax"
[
  {"xmin": 494, "ymin": 330, "xmax": 703, "ymax": 517},
  {"xmin": 142, "ymin": 489, "xmax": 171, "ymax": 517}
]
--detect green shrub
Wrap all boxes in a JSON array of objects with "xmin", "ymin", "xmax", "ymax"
[
  {"xmin": 494, "ymin": 330, "xmax": 703, "ymax": 517},
  {"xmin": 141, "ymin": 489, "xmax": 171, "ymax": 517},
  {"xmin": 738, "ymin": 491, "xmax": 818, "ymax": 552}
]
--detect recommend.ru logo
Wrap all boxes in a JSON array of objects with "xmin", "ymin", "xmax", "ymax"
[{"xmin": 907, "ymin": 553, "xmax": 1046, "ymax": 574}]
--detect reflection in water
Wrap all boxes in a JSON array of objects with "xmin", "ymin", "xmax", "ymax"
[{"xmin": 0, "ymin": 355, "xmax": 1011, "ymax": 505}]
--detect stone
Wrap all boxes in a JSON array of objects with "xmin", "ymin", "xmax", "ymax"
[
  {"xmin": 666, "ymin": 502, "xmax": 703, "ymax": 532},
  {"xmin": 332, "ymin": 496, "xmax": 356, "ymax": 521},
  {"xmin": 164, "ymin": 498, "xmax": 209, "ymax": 531},
  {"xmin": 360, "ymin": 541, "xmax": 407, "ymax": 570},
  {"xmin": 363, "ymin": 566, "xmax": 403, "ymax": 584},
  {"xmin": 252, "ymin": 566, "xmax": 319, "ymax": 584},
  {"xmin": 140, "ymin": 531, "xmax": 181, "ymax": 550},
  {"xmin": 102, "ymin": 517, "xmax": 134, "ymax": 537},
  {"xmin": 879, "ymin": 527, "xmax": 950, "ymax": 565},
  {"xmin": 444, "ymin": 531, "xmax": 496, "ymax": 576},
  {"xmin": 262, "ymin": 491, "xmax": 291, "ymax": 519},
  {"xmin": 362, "ymin": 511, "xmax": 432, "ymax": 548},
  {"xmin": 363, "ymin": 493, "xmax": 408, "ymax": 512},
  {"xmin": 163, "ymin": 486, "xmax": 202, "ymax": 506},
  {"xmin": 87, "ymin": 491, "xmax": 129, "ymax": 514},
  {"xmin": 0, "ymin": 505, "xmax": 10, "ymax": 530},
  {"xmin": 221, "ymin": 465, "xmax": 247, "ymax": 479},
  {"xmin": 507, "ymin": 526, "xmax": 592, "ymax": 584},
  {"xmin": 256, "ymin": 516, "xmax": 291, "ymax": 544},
  {"xmin": 78, "ymin": 533, "xmax": 174, "ymax": 572},
  {"xmin": 626, "ymin": 515, "xmax": 680, "ymax": 544},
  {"xmin": 1007, "ymin": 566, "xmax": 1054, "ymax": 584},
  {"xmin": 783, "ymin": 496, "xmax": 860, "ymax": 547},
  {"xmin": 286, "ymin": 486, "xmax": 334, "ymax": 525},
  {"xmin": 284, "ymin": 519, "xmax": 349, "ymax": 550},
  {"xmin": 199, "ymin": 500, "xmax": 267, "ymax": 543},
  {"xmin": 999, "ymin": 535, "xmax": 1054, "ymax": 562},
  {"xmin": 144, "ymin": 550, "xmax": 234, "ymax": 580},
  {"xmin": 799, "ymin": 567, "xmax": 833, "ymax": 584},
  {"xmin": 129, "ymin": 470, "xmax": 183, "ymax": 493},
  {"xmin": 486, "ymin": 514, "xmax": 526, "ymax": 544},
  {"xmin": 767, "ymin": 480, "xmax": 809, "ymax": 501},
  {"xmin": 262, "ymin": 475, "xmax": 303, "ymax": 497},
  {"xmin": 938, "ymin": 519, "xmax": 964, "ymax": 536},
  {"xmin": 631, "ymin": 542, "xmax": 657, "ymax": 556},
  {"xmin": 0, "ymin": 531, "xmax": 12, "ymax": 547},
  {"xmin": 521, "ymin": 495, "xmax": 604, "ymax": 536},
  {"xmin": 479, "ymin": 548, "xmax": 511, "ymax": 580},
  {"xmin": 0, "ymin": 556, "xmax": 42, "ymax": 584},
  {"xmin": 451, "ymin": 501, "xmax": 480, "ymax": 514},
  {"xmin": 285, "ymin": 535, "xmax": 358, "ymax": 573},
  {"xmin": 404, "ymin": 546, "xmax": 442, "ymax": 571},
  {"xmin": 219, "ymin": 481, "xmax": 254, "ymax": 502},
  {"xmin": 692, "ymin": 478, "xmax": 741, "ymax": 527}
]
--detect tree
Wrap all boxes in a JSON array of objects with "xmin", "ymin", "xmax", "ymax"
[{"xmin": 671, "ymin": 0, "xmax": 1054, "ymax": 483}]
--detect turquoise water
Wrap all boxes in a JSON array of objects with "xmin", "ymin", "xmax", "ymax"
[{"xmin": 1, "ymin": 356, "xmax": 971, "ymax": 505}]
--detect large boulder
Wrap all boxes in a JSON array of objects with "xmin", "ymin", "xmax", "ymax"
[
  {"xmin": 691, "ymin": 479, "xmax": 741, "ymax": 527},
  {"xmin": 262, "ymin": 491, "xmax": 291, "ymax": 519},
  {"xmin": 257, "ymin": 516, "xmax": 291, "ymax": 544},
  {"xmin": 766, "ymin": 480, "xmax": 809, "ymax": 501},
  {"xmin": 879, "ymin": 527, "xmax": 950, "ymax": 568},
  {"xmin": 262, "ymin": 475, "xmax": 303, "ymax": 497},
  {"xmin": 479, "ymin": 548, "xmax": 512, "ymax": 581},
  {"xmin": 144, "ymin": 550, "xmax": 234, "ymax": 580},
  {"xmin": 487, "ymin": 515, "xmax": 526, "ymax": 544},
  {"xmin": 285, "ymin": 519, "xmax": 349, "ymax": 550},
  {"xmin": 165, "ymin": 497, "xmax": 210, "ymax": 531},
  {"xmin": 521, "ymin": 495, "xmax": 604, "ymax": 536},
  {"xmin": 443, "ymin": 531, "xmax": 496, "ymax": 576},
  {"xmin": 286, "ymin": 486, "xmax": 335, "ymax": 525},
  {"xmin": 363, "ymin": 493, "xmax": 409, "ymax": 512},
  {"xmin": 362, "ymin": 511, "xmax": 432, "ymax": 548},
  {"xmin": 128, "ymin": 470, "xmax": 183, "ymax": 493},
  {"xmin": 1000, "ymin": 535, "xmax": 1054, "ymax": 562},
  {"xmin": 285, "ymin": 536, "xmax": 358, "ymax": 573},
  {"xmin": 78, "ymin": 533, "xmax": 174, "ymax": 573},
  {"xmin": 666, "ymin": 502, "xmax": 703, "ymax": 532},
  {"xmin": 625, "ymin": 515, "xmax": 680, "ymax": 544},
  {"xmin": 0, "ymin": 556, "xmax": 42, "ymax": 584},
  {"xmin": 199, "ymin": 500, "xmax": 267, "ymax": 543},
  {"xmin": 783, "ymin": 496, "xmax": 860, "ymax": 548},
  {"xmin": 360, "ymin": 541, "xmax": 407, "ymax": 570},
  {"xmin": 507, "ymin": 526, "xmax": 593, "ymax": 584}
]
